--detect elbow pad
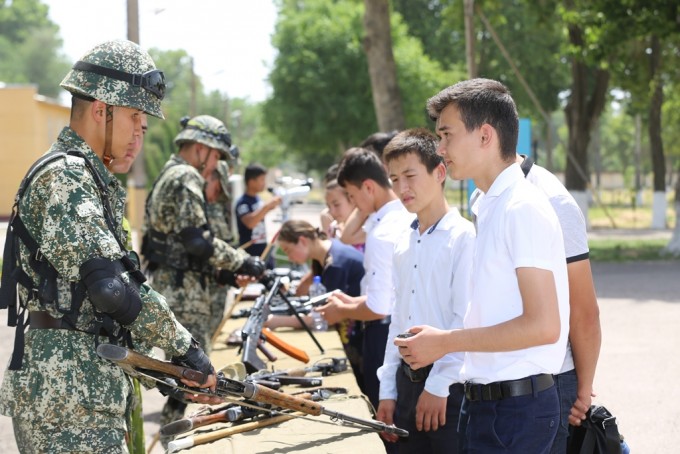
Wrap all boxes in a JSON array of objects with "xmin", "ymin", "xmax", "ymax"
[
  {"xmin": 80, "ymin": 257, "xmax": 143, "ymax": 325},
  {"xmin": 179, "ymin": 227, "xmax": 215, "ymax": 260}
]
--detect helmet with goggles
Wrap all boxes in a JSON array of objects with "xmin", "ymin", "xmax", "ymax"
[
  {"xmin": 174, "ymin": 115, "xmax": 232, "ymax": 158},
  {"xmin": 60, "ymin": 39, "xmax": 165, "ymax": 119}
]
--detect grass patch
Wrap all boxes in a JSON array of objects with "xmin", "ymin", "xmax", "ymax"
[{"xmin": 588, "ymin": 238, "xmax": 677, "ymax": 262}]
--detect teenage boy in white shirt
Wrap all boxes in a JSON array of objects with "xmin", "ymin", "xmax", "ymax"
[
  {"xmin": 396, "ymin": 78, "xmax": 570, "ymax": 453},
  {"xmin": 377, "ymin": 128, "xmax": 475, "ymax": 453},
  {"xmin": 320, "ymin": 147, "xmax": 413, "ymax": 412}
]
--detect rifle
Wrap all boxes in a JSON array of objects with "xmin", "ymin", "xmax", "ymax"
[
  {"xmin": 96, "ymin": 344, "xmax": 408, "ymax": 443},
  {"xmin": 231, "ymin": 290, "xmax": 334, "ymax": 318},
  {"xmin": 161, "ymin": 387, "xmax": 343, "ymax": 437},
  {"xmin": 241, "ymin": 272, "xmax": 326, "ymax": 373}
]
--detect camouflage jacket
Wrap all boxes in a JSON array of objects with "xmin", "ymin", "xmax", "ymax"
[
  {"xmin": 206, "ymin": 195, "xmax": 233, "ymax": 245},
  {"xmin": 144, "ymin": 154, "xmax": 247, "ymax": 273},
  {"xmin": 0, "ymin": 127, "xmax": 192, "ymax": 429}
]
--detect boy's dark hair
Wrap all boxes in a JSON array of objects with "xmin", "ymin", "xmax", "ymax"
[
  {"xmin": 337, "ymin": 147, "xmax": 391, "ymax": 189},
  {"xmin": 359, "ymin": 130, "xmax": 399, "ymax": 159},
  {"xmin": 383, "ymin": 128, "xmax": 443, "ymax": 174},
  {"xmin": 323, "ymin": 163, "xmax": 339, "ymax": 185},
  {"xmin": 426, "ymin": 78, "xmax": 519, "ymax": 162},
  {"xmin": 244, "ymin": 163, "xmax": 267, "ymax": 183}
]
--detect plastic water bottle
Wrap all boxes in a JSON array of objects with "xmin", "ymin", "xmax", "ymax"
[{"xmin": 309, "ymin": 275, "xmax": 328, "ymax": 332}]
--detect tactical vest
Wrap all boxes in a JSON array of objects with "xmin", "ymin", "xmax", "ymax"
[
  {"xmin": 0, "ymin": 151, "xmax": 144, "ymax": 369},
  {"xmin": 141, "ymin": 161, "xmax": 214, "ymax": 288}
]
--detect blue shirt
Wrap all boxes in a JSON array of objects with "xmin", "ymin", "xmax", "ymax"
[
  {"xmin": 322, "ymin": 239, "xmax": 365, "ymax": 296},
  {"xmin": 235, "ymin": 193, "xmax": 267, "ymax": 258}
]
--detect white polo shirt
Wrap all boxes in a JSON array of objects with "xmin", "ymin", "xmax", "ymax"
[
  {"xmin": 464, "ymin": 163, "xmax": 569, "ymax": 384},
  {"xmin": 361, "ymin": 199, "xmax": 413, "ymax": 316},
  {"xmin": 378, "ymin": 209, "xmax": 475, "ymax": 399}
]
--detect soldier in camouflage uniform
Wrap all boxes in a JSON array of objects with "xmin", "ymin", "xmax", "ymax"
[
  {"xmin": 0, "ymin": 40, "xmax": 220, "ymax": 454},
  {"xmin": 205, "ymin": 161, "xmax": 235, "ymax": 336},
  {"xmin": 142, "ymin": 115, "xmax": 265, "ymax": 440}
]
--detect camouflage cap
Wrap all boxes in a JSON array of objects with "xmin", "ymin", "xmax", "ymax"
[
  {"xmin": 174, "ymin": 115, "xmax": 232, "ymax": 157},
  {"xmin": 216, "ymin": 160, "xmax": 232, "ymax": 199},
  {"xmin": 60, "ymin": 39, "xmax": 165, "ymax": 119}
]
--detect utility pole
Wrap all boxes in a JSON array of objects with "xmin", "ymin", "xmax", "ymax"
[
  {"xmin": 190, "ymin": 56, "xmax": 197, "ymax": 117},
  {"xmin": 126, "ymin": 0, "xmax": 146, "ymax": 249}
]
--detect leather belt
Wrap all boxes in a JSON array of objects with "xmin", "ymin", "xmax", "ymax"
[
  {"xmin": 29, "ymin": 311, "xmax": 107, "ymax": 336},
  {"xmin": 363, "ymin": 315, "xmax": 391, "ymax": 329},
  {"xmin": 29, "ymin": 311, "xmax": 65, "ymax": 329},
  {"xmin": 400, "ymin": 359, "xmax": 432, "ymax": 383},
  {"xmin": 464, "ymin": 373, "xmax": 554, "ymax": 401}
]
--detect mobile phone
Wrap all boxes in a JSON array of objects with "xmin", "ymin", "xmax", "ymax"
[{"xmin": 396, "ymin": 332, "xmax": 414, "ymax": 339}]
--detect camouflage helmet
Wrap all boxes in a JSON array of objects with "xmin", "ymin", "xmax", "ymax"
[
  {"xmin": 60, "ymin": 39, "xmax": 165, "ymax": 119},
  {"xmin": 215, "ymin": 160, "xmax": 232, "ymax": 199},
  {"xmin": 174, "ymin": 115, "xmax": 231, "ymax": 158}
]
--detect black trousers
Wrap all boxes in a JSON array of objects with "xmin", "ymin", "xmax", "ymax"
[{"xmin": 394, "ymin": 368, "xmax": 464, "ymax": 454}]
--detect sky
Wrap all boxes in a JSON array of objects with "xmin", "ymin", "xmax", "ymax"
[{"xmin": 43, "ymin": 0, "xmax": 278, "ymax": 102}]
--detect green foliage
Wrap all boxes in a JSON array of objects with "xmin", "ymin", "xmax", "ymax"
[
  {"xmin": 588, "ymin": 238, "xmax": 676, "ymax": 262},
  {"xmin": 436, "ymin": 0, "xmax": 570, "ymax": 122},
  {"xmin": 265, "ymin": 0, "xmax": 374, "ymax": 170},
  {"xmin": 0, "ymin": 0, "xmax": 70, "ymax": 97},
  {"xmin": 265, "ymin": 0, "xmax": 463, "ymax": 172}
]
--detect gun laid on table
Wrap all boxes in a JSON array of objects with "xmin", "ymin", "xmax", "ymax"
[
  {"xmin": 161, "ymin": 387, "xmax": 341, "ymax": 437},
  {"xmin": 231, "ymin": 290, "xmax": 335, "ymax": 318},
  {"xmin": 96, "ymin": 344, "xmax": 408, "ymax": 445},
  {"xmin": 241, "ymin": 274, "xmax": 312, "ymax": 373}
]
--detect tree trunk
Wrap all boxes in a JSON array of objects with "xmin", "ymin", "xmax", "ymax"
[
  {"xmin": 363, "ymin": 0, "xmax": 406, "ymax": 132},
  {"xmin": 563, "ymin": 22, "xmax": 609, "ymax": 191},
  {"xmin": 464, "ymin": 0, "xmax": 477, "ymax": 78},
  {"xmin": 648, "ymin": 35, "xmax": 667, "ymax": 228}
]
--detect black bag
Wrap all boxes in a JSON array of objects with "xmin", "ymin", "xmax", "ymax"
[{"xmin": 567, "ymin": 405, "xmax": 623, "ymax": 454}]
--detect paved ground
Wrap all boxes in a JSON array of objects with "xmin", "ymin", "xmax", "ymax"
[{"xmin": 0, "ymin": 205, "xmax": 678, "ymax": 452}]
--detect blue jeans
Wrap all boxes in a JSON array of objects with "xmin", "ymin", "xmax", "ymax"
[
  {"xmin": 465, "ymin": 380, "xmax": 559, "ymax": 453},
  {"xmin": 550, "ymin": 369, "xmax": 577, "ymax": 454}
]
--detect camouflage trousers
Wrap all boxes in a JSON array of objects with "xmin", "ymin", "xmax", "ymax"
[
  {"xmin": 152, "ymin": 270, "xmax": 224, "ymax": 448},
  {"xmin": 13, "ymin": 417, "xmax": 128, "ymax": 453},
  {"xmin": 208, "ymin": 283, "xmax": 229, "ymax": 336}
]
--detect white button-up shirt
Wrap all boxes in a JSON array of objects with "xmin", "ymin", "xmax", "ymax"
[
  {"xmin": 361, "ymin": 199, "xmax": 413, "ymax": 316},
  {"xmin": 464, "ymin": 163, "xmax": 570, "ymax": 384},
  {"xmin": 378, "ymin": 209, "xmax": 475, "ymax": 399}
]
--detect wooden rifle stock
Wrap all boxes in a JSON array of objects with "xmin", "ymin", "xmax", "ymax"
[
  {"xmin": 98, "ymin": 345, "xmax": 409, "ymax": 441},
  {"xmin": 96, "ymin": 343, "xmax": 205, "ymax": 383}
]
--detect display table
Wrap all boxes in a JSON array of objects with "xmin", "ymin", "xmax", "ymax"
[{"xmin": 171, "ymin": 294, "xmax": 387, "ymax": 453}]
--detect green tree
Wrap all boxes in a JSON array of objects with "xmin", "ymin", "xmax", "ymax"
[
  {"xmin": 142, "ymin": 49, "xmax": 274, "ymax": 188},
  {"xmin": 265, "ymin": 0, "xmax": 462, "ymax": 171},
  {"xmin": 0, "ymin": 0, "xmax": 70, "ymax": 97}
]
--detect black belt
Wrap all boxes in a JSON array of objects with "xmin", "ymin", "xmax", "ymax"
[
  {"xmin": 363, "ymin": 315, "xmax": 391, "ymax": 328},
  {"xmin": 464, "ymin": 373, "xmax": 554, "ymax": 402},
  {"xmin": 400, "ymin": 360, "xmax": 432, "ymax": 383}
]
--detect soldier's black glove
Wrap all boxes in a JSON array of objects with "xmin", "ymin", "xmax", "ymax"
[
  {"xmin": 156, "ymin": 377, "xmax": 190, "ymax": 403},
  {"xmin": 235, "ymin": 256, "xmax": 266, "ymax": 278},
  {"xmin": 215, "ymin": 268, "xmax": 237, "ymax": 287},
  {"xmin": 171, "ymin": 341, "xmax": 215, "ymax": 386}
]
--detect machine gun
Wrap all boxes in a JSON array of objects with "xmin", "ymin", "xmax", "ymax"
[
  {"xmin": 231, "ymin": 290, "xmax": 334, "ymax": 319},
  {"xmin": 240, "ymin": 271, "xmax": 325, "ymax": 373}
]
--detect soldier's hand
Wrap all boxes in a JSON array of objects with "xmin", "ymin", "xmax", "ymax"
[
  {"xmin": 236, "ymin": 256, "xmax": 266, "ymax": 278},
  {"xmin": 171, "ymin": 341, "xmax": 215, "ymax": 386},
  {"xmin": 214, "ymin": 268, "xmax": 237, "ymax": 287}
]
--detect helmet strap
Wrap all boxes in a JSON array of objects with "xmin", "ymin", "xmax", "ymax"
[
  {"xmin": 197, "ymin": 145, "xmax": 211, "ymax": 174},
  {"xmin": 103, "ymin": 104, "xmax": 114, "ymax": 168}
]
